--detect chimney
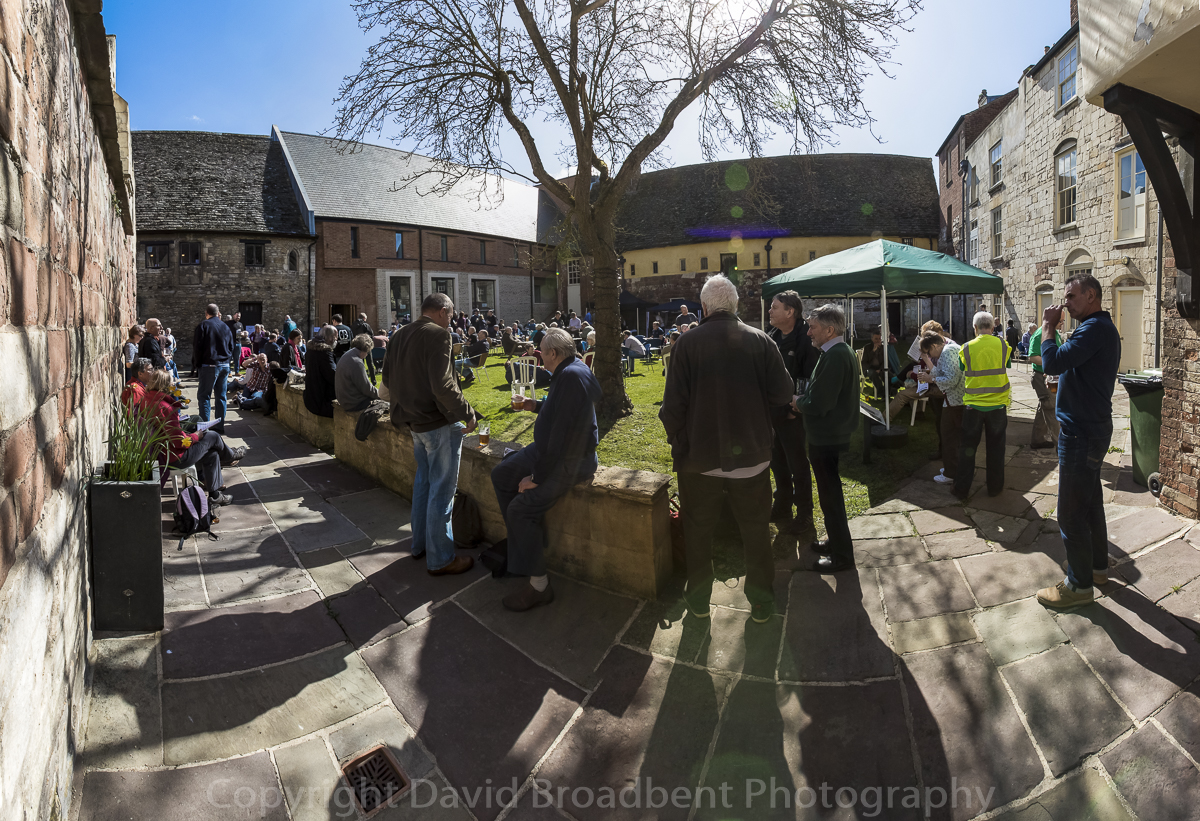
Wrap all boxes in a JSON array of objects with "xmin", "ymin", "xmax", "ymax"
[
  {"xmin": 1044, "ymin": 46, "xmax": 1051, "ymax": 54},
  {"xmin": 1070, "ymin": 0, "xmax": 1078, "ymax": 27},
  {"xmin": 978, "ymin": 89, "xmax": 989, "ymax": 108}
]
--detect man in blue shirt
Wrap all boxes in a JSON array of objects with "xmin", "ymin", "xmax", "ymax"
[{"xmin": 1036, "ymin": 274, "xmax": 1121, "ymax": 608}]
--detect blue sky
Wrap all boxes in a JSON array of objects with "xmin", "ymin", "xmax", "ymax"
[{"xmin": 106, "ymin": 0, "xmax": 1071, "ymax": 177}]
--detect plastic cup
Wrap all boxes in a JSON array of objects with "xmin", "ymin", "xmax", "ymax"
[{"xmin": 479, "ymin": 425, "xmax": 490, "ymax": 446}]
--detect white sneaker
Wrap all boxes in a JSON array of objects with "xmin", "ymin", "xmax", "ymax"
[{"xmin": 933, "ymin": 474, "xmax": 954, "ymax": 484}]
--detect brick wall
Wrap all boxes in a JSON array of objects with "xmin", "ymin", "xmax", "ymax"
[
  {"xmin": 938, "ymin": 134, "xmax": 962, "ymax": 256},
  {"xmin": 1156, "ymin": 230, "xmax": 1198, "ymax": 517},
  {"xmin": 136, "ymin": 232, "xmax": 312, "ymax": 365},
  {"xmin": 0, "ymin": 1, "xmax": 137, "ymax": 817}
]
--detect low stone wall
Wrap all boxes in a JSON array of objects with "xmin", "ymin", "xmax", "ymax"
[
  {"xmin": 276, "ymin": 377, "xmax": 334, "ymax": 450},
  {"xmin": 276, "ymin": 384, "xmax": 673, "ymax": 598}
]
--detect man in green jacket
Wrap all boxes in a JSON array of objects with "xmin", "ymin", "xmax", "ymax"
[{"xmin": 798, "ymin": 303, "xmax": 861, "ymax": 573}]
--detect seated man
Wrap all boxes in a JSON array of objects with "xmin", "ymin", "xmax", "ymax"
[
  {"xmin": 648, "ymin": 320, "xmax": 665, "ymax": 340},
  {"xmin": 233, "ymin": 353, "xmax": 271, "ymax": 410},
  {"xmin": 121, "ymin": 358, "xmax": 155, "ymax": 406},
  {"xmin": 621, "ymin": 330, "xmax": 646, "ymax": 373},
  {"xmin": 457, "ymin": 330, "xmax": 491, "ymax": 383},
  {"xmin": 491, "ymin": 329, "xmax": 601, "ymax": 611},
  {"xmin": 335, "ymin": 334, "xmax": 380, "ymax": 412}
]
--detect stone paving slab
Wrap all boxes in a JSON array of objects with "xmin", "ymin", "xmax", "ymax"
[
  {"xmin": 232, "ymin": 446, "xmax": 287, "ymax": 471},
  {"xmin": 219, "ymin": 467, "xmax": 257, "ymax": 503},
  {"xmin": 327, "ymin": 488, "xmax": 413, "ymax": 546},
  {"xmin": 298, "ymin": 547, "xmax": 365, "ymax": 598},
  {"xmin": 327, "ymin": 705, "xmax": 435, "ymax": 781},
  {"xmin": 195, "ymin": 526, "xmax": 312, "ymax": 605},
  {"xmin": 292, "ymin": 462, "xmax": 380, "ymax": 499},
  {"xmin": 350, "ymin": 542, "xmax": 487, "ymax": 622},
  {"xmin": 505, "ymin": 790, "xmax": 566, "ymax": 821},
  {"xmin": 695, "ymin": 607, "xmax": 784, "ymax": 678},
  {"xmin": 79, "ymin": 752, "xmax": 288, "ymax": 821},
  {"xmin": 891, "ymin": 612, "xmax": 977, "ymax": 654},
  {"xmin": 971, "ymin": 598, "xmax": 1068, "ymax": 666},
  {"xmin": 81, "ymin": 637, "xmax": 163, "ymax": 770},
  {"xmin": 362, "ymin": 604, "xmax": 584, "ymax": 821},
  {"xmin": 969, "ymin": 510, "xmax": 1034, "ymax": 543},
  {"xmin": 240, "ymin": 466, "xmax": 313, "ymax": 501},
  {"xmin": 1116, "ymin": 539, "xmax": 1200, "ymax": 602},
  {"xmin": 161, "ymin": 646, "xmax": 386, "ymax": 765},
  {"xmin": 971, "ymin": 487, "xmax": 1035, "ymax": 516},
  {"xmin": 1158, "ymin": 580, "xmax": 1200, "ymax": 633},
  {"xmin": 902, "ymin": 643, "xmax": 1043, "ymax": 820},
  {"xmin": 879, "ymin": 561, "xmax": 976, "ymax": 622},
  {"xmin": 778, "ymin": 568, "xmax": 894, "ymax": 682},
  {"xmin": 211, "ymin": 498, "xmax": 277, "ymax": 533},
  {"xmin": 865, "ymin": 496, "xmax": 919, "ymax": 514},
  {"xmin": 275, "ymin": 442, "xmax": 337, "ymax": 467},
  {"xmin": 957, "ymin": 549, "xmax": 1063, "ymax": 609},
  {"xmin": 697, "ymin": 678, "xmax": 919, "ymax": 820},
  {"xmin": 457, "ymin": 574, "xmax": 640, "ymax": 687},
  {"xmin": 372, "ymin": 774, "xmax": 476, "ymax": 820},
  {"xmin": 162, "ymin": 591, "xmax": 344, "ymax": 679},
  {"xmin": 993, "ymin": 767, "xmax": 1132, "ymax": 821},
  {"xmin": 1101, "ymin": 722, "xmax": 1200, "ymax": 821},
  {"xmin": 909, "ymin": 506, "xmax": 974, "ymax": 536},
  {"xmin": 619, "ymin": 594, "xmax": 710, "ymax": 664},
  {"xmin": 855, "ymin": 536, "xmax": 930, "ymax": 567},
  {"xmin": 708, "ymin": 569, "xmax": 791, "ymax": 612},
  {"xmin": 162, "ymin": 538, "xmax": 209, "ymax": 610},
  {"xmin": 1001, "ymin": 644, "xmax": 1131, "ymax": 776},
  {"xmin": 849, "ymin": 512, "xmax": 915, "ymax": 540},
  {"xmin": 262, "ymin": 493, "xmax": 367, "ymax": 552},
  {"xmin": 327, "ymin": 584, "xmax": 409, "ymax": 648},
  {"xmin": 273, "ymin": 738, "xmax": 347, "ymax": 821},
  {"xmin": 1056, "ymin": 585, "xmax": 1200, "ymax": 721},
  {"xmin": 924, "ymin": 529, "xmax": 994, "ymax": 560},
  {"xmin": 1106, "ymin": 506, "xmax": 1187, "ymax": 558},
  {"xmin": 537, "ymin": 644, "xmax": 730, "ymax": 821},
  {"xmin": 887, "ymin": 479, "xmax": 962, "ymax": 511},
  {"xmin": 1157, "ymin": 682, "xmax": 1200, "ymax": 765}
]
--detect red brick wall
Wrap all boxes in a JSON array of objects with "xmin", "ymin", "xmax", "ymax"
[{"xmin": 937, "ymin": 133, "xmax": 961, "ymax": 256}]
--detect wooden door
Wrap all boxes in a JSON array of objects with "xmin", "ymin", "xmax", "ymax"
[{"xmin": 1115, "ymin": 288, "xmax": 1143, "ymax": 373}]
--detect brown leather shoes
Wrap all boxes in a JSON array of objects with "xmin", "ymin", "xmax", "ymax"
[
  {"xmin": 427, "ymin": 555, "xmax": 475, "ymax": 576},
  {"xmin": 502, "ymin": 582, "xmax": 555, "ymax": 612}
]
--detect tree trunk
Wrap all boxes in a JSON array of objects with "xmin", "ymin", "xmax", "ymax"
[{"xmin": 575, "ymin": 212, "xmax": 633, "ymax": 419}]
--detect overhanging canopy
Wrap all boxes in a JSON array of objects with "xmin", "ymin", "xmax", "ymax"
[
  {"xmin": 761, "ymin": 239, "xmax": 1004, "ymax": 300},
  {"xmin": 647, "ymin": 298, "xmax": 702, "ymax": 314}
]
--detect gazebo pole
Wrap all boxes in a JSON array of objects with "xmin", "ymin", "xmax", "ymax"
[
  {"xmin": 881, "ymin": 286, "xmax": 891, "ymax": 430},
  {"xmin": 849, "ymin": 298, "xmax": 854, "ymax": 343},
  {"xmin": 760, "ymin": 296, "xmax": 765, "ymax": 331}
]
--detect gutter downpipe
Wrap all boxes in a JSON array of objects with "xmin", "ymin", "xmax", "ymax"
[
  {"xmin": 306, "ymin": 239, "xmax": 316, "ymax": 335},
  {"xmin": 1155, "ymin": 209, "xmax": 1164, "ymax": 367},
  {"xmin": 417, "ymin": 228, "xmax": 425, "ymax": 309}
]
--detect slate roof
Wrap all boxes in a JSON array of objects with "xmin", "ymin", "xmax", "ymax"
[
  {"xmin": 935, "ymin": 89, "xmax": 1018, "ymax": 158},
  {"xmin": 132, "ymin": 131, "xmax": 310, "ymax": 236},
  {"xmin": 278, "ymin": 132, "xmax": 541, "ymax": 242},
  {"xmin": 615, "ymin": 154, "xmax": 939, "ymax": 252}
]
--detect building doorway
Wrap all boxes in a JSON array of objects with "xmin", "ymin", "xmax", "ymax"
[
  {"xmin": 329, "ymin": 304, "xmax": 356, "ymax": 324},
  {"xmin": 720, "ymin": 253, "xmax": 737, "ymax": 279},
  {"xmin": 565, "ymin": 259, "xmax": 581, "ymax": 315},
  {"xmin": 238, "ymin": 301, "xmax": 262, "ymax": 328},
  {"xmin": 1115, "ymin": 288, "xmax": 1145, "ymax": 373},
  {"xmin": 389, "ymin": 276, "xmax": 412, "ymax": 324}
]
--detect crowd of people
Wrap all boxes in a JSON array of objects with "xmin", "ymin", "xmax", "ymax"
[{"xmin": 117, "ymin": 271, "xmax": 1119, "ymax": 618}]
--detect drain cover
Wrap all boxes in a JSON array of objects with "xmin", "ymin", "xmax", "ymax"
[{"xmin": 342, "ymin": 745, "xmax": 409, "ymax": 816}]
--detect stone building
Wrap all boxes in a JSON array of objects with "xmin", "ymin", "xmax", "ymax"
[
  {"xmin": 1079, "ymin": 0, "xmax": 1200, "ymax": 516},
  {"xmin": 0, "ymin": 3, "xmax": 138, "ymax": 818},
  {"xmin": 275, "ymin": 131, "xmax": 561, "ymax": 329},
  {"xmin": 948, "ymin": 14, "xmax": 1166, "ymax": 373},
  {"xmin": 610, "ymin": 154, "xmax": 941, "ymax": 327},
  {"xmin": 132, "ymin": 131, "xmax": 314, "ymax": 365}
]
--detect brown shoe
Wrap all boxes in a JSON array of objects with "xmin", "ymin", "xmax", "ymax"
[
  {"xmin": 428, "ymin": 555, "xmax": 475, "ymax": 576},
  {"xmin": 502, "ymin": 581, "xmax": 555, "ymax": 612},
  {"xmin": 1060, "ymin": 559, "xmax": 1108, "ymax": 585},
  {"xmin": 1037, "ymin": 580, "xmax": 1094, "ymax": 609}
]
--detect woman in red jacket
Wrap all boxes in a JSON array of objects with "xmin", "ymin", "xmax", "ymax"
[{"xmin": 139, "ymin": 371, "xmax": 246, "ymax": 505}]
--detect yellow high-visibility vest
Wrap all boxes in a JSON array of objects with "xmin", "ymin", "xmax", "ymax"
[{"xmin": 960, "ymin": 335, "xmax": 1011, "ymax": 407}]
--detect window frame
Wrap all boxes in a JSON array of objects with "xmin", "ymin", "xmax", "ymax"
[
  {"xmin": 651, "ymin": 261, "xmax": 658, "ymax": 275},
  {"xmin": 287, "ymin": 249, "xmax": 298, "ymax": 272},
  {"xmin": 145, "ymin": 243, "xmax": 171, "ymax": 269},
  {"xmin": 479, "ymin": 240, "xmax": 487, "ymax": 265},
  {"xmin": 1055, "ymin": 142, "xmax": 1078, "ymax": 230},
  {"xmin": 244, "ymin": 242, "xmax": 265, "ymax": 267},
  {"xmin": 969, "ymin": 219, "xmax": 979, "ymax": 266},
  {"xmin": 700, "ymin": 256, "xmax": 708, "ymax": 271},
  {"xmin": 350, "ymin": 226, "xmax": 359, "ymax": 258},
  {"xmin": 179, "ymin": 241, "xmax": 201, "ymax": 266},
  {"xmin": 679, "ymin": 258, "xmax": 686, "ymax": 272},
  {"xmin": 990, "ymin": 207, "xmax": 1003, "ymax": 260},
  {"xmin": 752, "ymin": 252, "xmax": 761, "ymax": 267},
  {"xmin": 807, "ymin": 251, "xmax": 815, "ymax": 261},
  {"xmin": 969, "ymin": 166, "xmax": 980, "ymax": 204},
  {"xmin": 780, "ymin": 251, "xmax": 789, "ymax": 265},
  {"xmin": 1114, "ymin": 145, "xmax": 1148, "ymax": 242},
  {"xmin": 989, "ymin": 140, "xmax": 1003, "ymax": 187},
  {"xmin": 395, "ymin": 232, "xmax": 404, "ymax": 260},
  {"xmin": 567, "ymin": 258, "xmax": 581, "ymax": 285},
  {"xmin": 1057, "ymin": 42, "xmax": 1079, "ymax": 109},
  {"xmin": 439, "ymin": 235, "xmax": 449, "ymax": 262}
]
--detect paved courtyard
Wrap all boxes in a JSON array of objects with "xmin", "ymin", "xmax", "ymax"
[{"xmin": 73, "ymin": 368, "xmax": 1200, "ymax": 821}]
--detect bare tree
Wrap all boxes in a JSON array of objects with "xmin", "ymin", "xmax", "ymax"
[{"xmin": 335, "ymin": 0, "xmax": 920, "ymax": 417}]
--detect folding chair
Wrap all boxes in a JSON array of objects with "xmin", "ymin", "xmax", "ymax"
[
  {"xmin": 510, "ymin": 358, "xmax": 538, "ymax": 403},
  {"xmin": 856, "ymin": 346, "xmax": 879, "ymax": 399}
]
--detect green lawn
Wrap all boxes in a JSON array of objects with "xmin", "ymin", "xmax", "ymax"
[{"xmin": 442, "ymin": 356, "xmax": 938, "ymax": 577}]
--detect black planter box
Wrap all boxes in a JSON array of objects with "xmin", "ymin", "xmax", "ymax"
[{"xmin": 89, "ymin": 465, "xmax": 164, "ymax": 632}]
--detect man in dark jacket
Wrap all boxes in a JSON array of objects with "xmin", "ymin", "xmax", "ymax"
[
  {"xmin": 1036, "ymin": 274, "xmax": 1122, "ymax": 609},
  {"xmin": 382, "ymin": 292, "xmax": 478, "ymax": 576},
  {"xmin": 264, "ymin": 333, "xmax": 286, "ymax": 368},
  {"xmin": 492, "ymin": 328, "xmax": 601, "ymax": 611},
  {"xmin": 767, "ymin": 290, "xmax": 820, "ymax": 533},
  {"xmin": 659, "ymin": 275, "xmax": 793, "ymax": 623},
  {"xmin": 331, "ymin": 313, "xmax": 354, "ymax": 360},
  {"xmin": 798, "ymin": 303, "xmax": 862, "ymax": 573},
  {"xmin": 193, "ymin": 304, "xmax": 234, "ymax": 431},
  {"xmin": 282, "ymin": 329, "xmax": 306, "ymax": 372},
  {"xmin": 138, "ymin": 318, "xmax": 168, "ymax": 369},
  {"xmin": 303, "ymin": 326, "xmax": 338, "ymax": 418}
]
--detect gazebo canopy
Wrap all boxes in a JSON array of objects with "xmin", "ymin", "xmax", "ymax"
[
  {"xmin": 761, "ymin": 239, "xmax": 1004, "ymax": 300},
  {"xmin": 619, "ymin": 289, "xmax": 656, "ymax": 307},
  {"xmin": 647, "ymin": 298, "xmax": 702, "ymax": 314}
]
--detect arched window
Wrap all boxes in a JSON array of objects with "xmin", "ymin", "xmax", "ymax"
[
  {"xmin": 288, "ymin": 250, "xmax": 298, "ymax": 272},
  {"xmin": 1064, "ymin": 248, "xmax": 1093, "ymax": 277}
]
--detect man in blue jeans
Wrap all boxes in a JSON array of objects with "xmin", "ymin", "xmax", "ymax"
[
  {"xmin": 193, "ymin": 303, "xmax": 234, "ymax": 432},
  {"xmin": 382, "ymin": 292, "xmax": 478, "ymax": 575},
  {"xmin": 1036, "ymin": 274, "xmax": 1121, "ymax": 608}
]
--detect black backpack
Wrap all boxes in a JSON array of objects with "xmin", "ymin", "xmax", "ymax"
[
  {"xmin": 451, "ymin": 491, "xmax": 484, "ymax": 548},
  {"xmin": 173, "ymin": 483, "xmax": 217, "ymax": 540}
]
